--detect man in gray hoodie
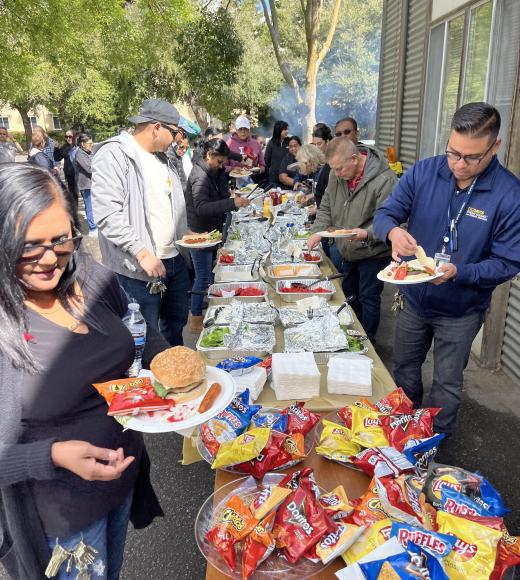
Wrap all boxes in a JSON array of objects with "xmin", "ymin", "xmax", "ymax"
[
  {"xmin": 91, "ymin": 99, "xmax": 190, "ymax": 346},
  {"xmin": 308, "ymin": 137, "xmax": 396, "ymax": 342}
]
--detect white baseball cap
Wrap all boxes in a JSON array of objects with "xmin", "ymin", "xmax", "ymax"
[{"xmin": 235, "ymin": 115, "xmax": 251, "ymax": 130}]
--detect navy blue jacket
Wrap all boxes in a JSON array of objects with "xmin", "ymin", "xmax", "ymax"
[{"xmin": 374, "ymin": 155, "xmax": 520, "ymax": 318}]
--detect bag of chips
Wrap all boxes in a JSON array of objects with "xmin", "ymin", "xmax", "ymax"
[
  {"xmin": 373, "ymin": 387, "xmax": 414, "ymax": 415},
  {"xmin": 107, "ymin": 381, "xmax": 170, "ymax": 416},
  {"xmin": 318, "ymin": 485, "xmax": 354, "ymax": 520},
  {"xmin": 380, "ymin": 408, "xmax": 441, "ymax": 451},
  {"xmin": 206, "ymin": 495, "xmax": 259, "ymax": 571},
  {"xmin": 376, "ymin": 475, "xmax": 426, "ymax": 528},
  {"xmin": 281, "ymin": 402, "xmax": 320, "ymax": 436},
  {"xmin": 341, "ymin": 517, "xmax": 393, "ymax": 565},
  {"xmin": 350, "ymin": 407, "xmax": 389, "ymax": 448},
  {"xmin": 338, "ymin": 399, "xmax": 377, "ymax": 429},
  {"xmin": 249, "ymin": 485, "xmax": 292, "ymax": 520},
  {"xmin": 440, "ymin": 486, "xmax": 494, "ymax": 518},
  {"xmin": 391, "ymin": 521, "xmax": 455, "ymax": 558},
  {"xmin": 315, "ymin": 419, "xmax": 361, "ymax": 463},
  {"xmin": 350, "ymin": 447, "xmax": 415, "ymax": 478},
  {"xmin": 241, "ymin": 512, "xmax": 276, "ymax": 579},
  {"xmin": 216, "ymin": 356, "xmax": 262, "ymax": 376},
  {"xmin": 436, "ymin": 511, "xmax": 502, "ymax": 580},
  {"xmin": 403, "ymin": 434, "xmax": 445, "ymax": 472},
  {"xmin": 315, "ymin": 523, "xmax": 365, "ymax": 565},
  {"xmin": 93, "ymin": 376, "xmax": 153, "ymax": 405},
  {"xmin": 251, "ymin": 410, "xmax": 288, "ymax": 432},
  {"xmin": 211, "ymin": 427, "xmax": 270, "ymax": 469},
  {"xmin": 346, "ymin": 479, "xmax": 389, "ymax": 528},
  {"xmin": 422, "ymin": 463, "xmax": 482, "ymax": 510},
  {"xmin": 475, "ymin": 476, "xmax": 510, "ymax": 517},
  {"xmin": 490, "ymin": 529, "xmax": 520, "ymax": 580}
]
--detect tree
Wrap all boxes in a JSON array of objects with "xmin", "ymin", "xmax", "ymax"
[{"xmin": 259, "ymin": 0, "xmax": 342, "ymax": 141}]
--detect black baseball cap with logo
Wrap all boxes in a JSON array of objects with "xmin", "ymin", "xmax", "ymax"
[{"xmin": 128, "ymin": 99, "xmax": 180, "ymax": 125}]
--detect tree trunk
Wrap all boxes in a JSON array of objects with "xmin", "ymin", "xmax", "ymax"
[
  {"xmin": 303, "ymin": 52, "xmax": 319, "ymax": 142},
  {"xmin": 14, "ymin": 104, "xmax": 32, "ymax": 152}
]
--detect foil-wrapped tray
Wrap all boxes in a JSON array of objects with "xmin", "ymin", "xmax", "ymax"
[
  {"xmin": 196, "ymin": 323, "xmax": 275, "ymax": 360},
  {"xmin": 214, "ymin": 264, "xmax": 260, "ymax": 283}
]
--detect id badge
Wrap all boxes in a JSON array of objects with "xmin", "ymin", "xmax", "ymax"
[{"xmin": 434, "ymin": 252, "xmax": 451, "ymax": 267}]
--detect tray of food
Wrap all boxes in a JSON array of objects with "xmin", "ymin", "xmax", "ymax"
[
  {"xmin": 196, "ymin": 324, "xmax": 275, "ymax": 360},
  {"xmin": 215, "ymin": 265, "xmax": 261, "ymax": 283},
  {"xmin": 276, "ymin": 279, "xmax": 336, "ymax": 302},
  {"xmin": 93, "ymin": 347, "xmax": 236, "ymax": 435},
  {"xmin": 301, "ymin": 250, "xmax": 322, "ymax": 263},
  {"xmin": 208, "ymin": 282, "xmax": 268, "ymax": 304},
  {"xmin": 266, "ymin": 263, "xmax": 322, "ymax": 279},
  {"xmin": 203, "ymin": 302, "xmax": 277, "ymax": 328}
]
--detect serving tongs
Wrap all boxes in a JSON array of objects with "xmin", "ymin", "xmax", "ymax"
[
  {"xmin": 248, "ymin": 183, "xmax": 274, "ymax": 202},
  {"xmin": 203, "ymin": 305, "xmax": 226, "ymax": 328},
  {"xmin": 291, "ymin": 272, "xmax": 346, "ymax": 290},
  {"xmin": 336, "ymin": 294, "xmax": 356, "ymax": 316}
]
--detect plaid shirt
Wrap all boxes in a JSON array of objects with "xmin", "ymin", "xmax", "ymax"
[{"xmin": 43, "ymin": 137, "xmax": 56, "ymax": 168}]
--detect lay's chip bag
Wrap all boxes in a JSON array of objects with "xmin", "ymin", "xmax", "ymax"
[
  {"xmin": 211, "ymin": 427, "xmax": 270, "ymax": 469},
  {"xmin": 436, "ymin": 511, "xmax": 502, "ymax": 580},
  {"xmin": 315, "ymin": 419, "xmax": 361, "ymax": 462},
  {"xmin": 350, "ymin": 407, "xmax": 389, "ymax": 448},
  {"xmin": 341, "ymin": 517, "xmax": 393, "ymax": 565}
]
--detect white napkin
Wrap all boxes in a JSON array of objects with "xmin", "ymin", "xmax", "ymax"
[
  {"xmin": 327, "ymin": 356, "xmax": 372, "ymax": 396},
  {"xmin": 272, "ymin": 352, "xmax": 321, "ymax": 400},
  {"xmin": 233, "ymin": 366, "xmax": 267, "ymax": 402}
]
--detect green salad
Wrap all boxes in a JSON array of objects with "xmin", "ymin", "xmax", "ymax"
[{"xmin": 200, "ymin": 327, "xmax": 230, "ymax": 348}]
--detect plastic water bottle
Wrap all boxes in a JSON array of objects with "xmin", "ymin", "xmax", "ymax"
[{"xmin": 123, "ymin": 302, "xmax": 147, "ymax": 377}]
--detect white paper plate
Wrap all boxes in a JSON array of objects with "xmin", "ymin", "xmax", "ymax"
[
  {"xmin": 230, "ymin": 169, "xmax": 252, "ymax": 178},
  {"xmin": 317, "ymin": 230, "xmax": 356, "ymax": 238},
  {"xmin": 176, "ymin": 239, "xmax": 222, "ymax": 249},
  {"xmin": 377, "ymin": 268, "xmax": 443, "ymax": 285},
  {"xmin": 123, "ymin": 367, "xmax": 236, "ymax": 435}
]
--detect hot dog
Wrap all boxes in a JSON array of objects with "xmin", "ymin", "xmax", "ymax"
[{"xmin": 198, "ymin": 382, "xmax": 221, "ymax": 413}]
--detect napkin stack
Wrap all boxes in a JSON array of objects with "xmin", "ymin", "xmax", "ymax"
[
  {"xmin": 233, "ymin": 366, "xmax": 267, "ymax": 402},
  {"xmin": 271, "ymin": 352, "xmax": 321, "ymax": 400},
  {"xmin": 327, "ymin": 354, "xmax": 372, "ymax": 396}
]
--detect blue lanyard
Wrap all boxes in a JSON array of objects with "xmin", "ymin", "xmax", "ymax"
[{"xmin": 443, "ymin": 177, "xmax": 477, "ymax": 253}]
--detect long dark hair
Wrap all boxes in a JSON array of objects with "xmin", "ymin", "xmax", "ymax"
[
  {"xmin": 203, "ymin": 138, "xmax": 230, "ymax": 159},
  {"xmin": 0, "ymin": 163, "xmax": 80, "ymax": 373},
  {"xmin": 272, "ymin": 120, "xmax": 289, "ymax": 145},
  {"xmin": 312, "ymin": 125, "xmax": 333, "ymax": 141}
]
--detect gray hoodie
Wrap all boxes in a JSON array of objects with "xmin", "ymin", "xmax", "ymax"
[{"xmin": 91, "ymin": 132, "xmax": 188, "ymax": 281}]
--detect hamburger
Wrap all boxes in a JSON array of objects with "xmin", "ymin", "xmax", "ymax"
[{"xmin": 150, "ymin": 346, "xmax": 207, "ymax": 403}]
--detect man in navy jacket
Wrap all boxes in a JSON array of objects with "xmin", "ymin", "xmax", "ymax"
[{"xmin": 374, "ymin": 102, "xmax": 520, "ymax": 436}]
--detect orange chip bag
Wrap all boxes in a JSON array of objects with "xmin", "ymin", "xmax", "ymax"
[
  {"xmin": 211, "ymin": 428, "xmax": 270, "ymax": 469},
  {"xmin": 350, "ymin": 407, "xmax": 389, "ymax": 448},
  {"xmin": 318, "ymin": 485, "xmax": 354, "ymax": 519},
  {"xmin": 206, "ymin": 495, "xmax": 259, "ymax": 571},
  {"xmin": 491, "ymin": 528, "xmax": 520, "ymax": 580},
  {"xmin": 341, "ymin": 517, "xmax": 393, "ymax": 565},
  {"xmin": 241, "ymin": 512, "xmax": 276, "ymax": 579},
  {"xmin": 92, "ymin": 376, "xmax": 152, "ymax": 405},
  {"xmin": 283, "ymin": 432, "xmax": 305, "ymax": 459},
  {"xmin": 437, "ymin": 511, "xmax": 502, "ymax": 580},
  {"xmin": 345, "ymin": 479, "xmax": 390, "ymax": 527}
]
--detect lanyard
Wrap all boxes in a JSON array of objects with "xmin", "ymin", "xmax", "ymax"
[{"xmin": 442, "ymin": 177, "xmax": 477, "ymax": 254}]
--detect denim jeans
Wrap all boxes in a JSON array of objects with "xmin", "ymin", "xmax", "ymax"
[
  {"xmin": 393, "ymin": 303, "xmax": 485, "ymax": 434},
  {"xmin": 189, "ymin": 248, "xmax": 215, "ymax": 316},
  {"xmin": 46, "ymin": 493, "xmax": 132, "ymax": 580},
  {"xmin": 80, "ymin": 188, "xmax": 96, "ymax": 231},
  {"xmin": 340, "ymin": 256, "xmax": 388, "ymax": 342},
  {"xmin": 118, "ymin": 254, "xmax": 190, "ymax": 346},
  {"xmin": 328, "ymin": 241, "xmax": 344, "ymax": 271}
]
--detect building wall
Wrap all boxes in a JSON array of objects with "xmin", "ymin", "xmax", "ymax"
[{"xmin": 0, "ymin": 105, "xmax": 62, "ymax": 133}]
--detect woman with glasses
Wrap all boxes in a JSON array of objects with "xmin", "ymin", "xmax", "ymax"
[
  {"xmin": 185, "ymin": 139, "xmax": 250, "ymax": 332},
  {"xmin": 75, "ymin": 133, "xmax": 96, "ymax": 236},
  {"xmin": 0, "ymin": 163, "xmax": 164, "ymax": 579}
]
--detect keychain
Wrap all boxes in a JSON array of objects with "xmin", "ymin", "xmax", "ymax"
[
  {"xmin": 147, "ymin": 278, "xmax": 167, "ymax": 296},
  {"xmin": 391, "ymin": 291, "xmax": 404, "ymax": 313}
]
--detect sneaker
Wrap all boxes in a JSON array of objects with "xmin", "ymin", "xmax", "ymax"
[{"xmin": 88, "ymin": 229, "xmax": 98, "ymax": 238}]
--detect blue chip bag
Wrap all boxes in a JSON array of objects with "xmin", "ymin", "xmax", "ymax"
[
  {"xmin": 251, "ymin": 410, "xmax": 288, "ymax": 433},
  {"xmin": 403, "ymin": 433, "xmax": 445, "ymax": 472},
  {"xmin": 471, "ymin": 475, "xmax": 510, "ymax": 516},
  {"xmin": 440, "ymin": 486, "xmax": 494, "ymax": 518},
  {"xmin": 391, "ymin": 521, "xmax": 455, "ymax": 558},
  {"xmin": 216, "ymin": 356, "xmax": 262, "ymax": 376}
]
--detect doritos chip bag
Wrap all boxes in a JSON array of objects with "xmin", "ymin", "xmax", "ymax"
[
  {"xmin": 93, "ymin": 376, "xmax": 153, "ymax": 405},
  {"xmin": 315, "ymin": 419, "xmax": 361, "ymax": 463},
  {"xmin": 403, "ymin": 434, "xmax": 445, "ymax": 473},
  {"xmin": 211, "ymin": 427, "xmax": 270, "ymax": 469},
  {"xmin": 373, "ymin": 387, "xmax": 414, "ymax": 415},
  {"xmin": 341, "ymin": 517, "xmax": 393, "ymax": 565},
  {"xmin": 437, "ymin": 511, "xmax": 502, "ymax": 580},
  {"xmin": 107, "ymin": 381, "xmax": 170, "ymax": 416},
  {"xmin": 380, "ymin": 408, "xmax": 440, "ymax": 451},
  {"xmin": 350, "ymin": 407, "xmax": 389, "ymax": 448},
  {"xmin": 281, "ymin": 402, "xmax": 320, "ymax": 436},
  {"xmin": 206, "ymin": 495, "xmax": 259, "ymax": 571}
]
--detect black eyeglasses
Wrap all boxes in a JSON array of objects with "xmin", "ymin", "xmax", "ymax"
[
  {"xmin": 65, "ymin": 135, "xmax": 74, "ymax": 139},
  {"xmin": 445, "ymin": 140, "xmax": 496, "ymax": 166},
  {"xmin": 19, "ymin": 235, "xmax": 83, "ymax": 264},
  {"xmin": 336, "ymin": 129, "xmax": 353, "ymax": 137},
  {"xmin": 160, "ymin": 123, "xmax": 185, "ymax": 141}
]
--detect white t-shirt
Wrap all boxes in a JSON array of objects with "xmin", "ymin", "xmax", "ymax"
[{"xmin": 134, "ymin": 142, "xmax": 178, "ymax": 259}]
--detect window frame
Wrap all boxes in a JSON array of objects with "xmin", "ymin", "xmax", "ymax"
[
  {"xmin": 0, "ymin": 117, "xmax": 9, "ymax": 129},
  {"xmin": 29, "ymin": 116, "xmax": 38, "ymax": 128},
  {"xmin": 52, "ymin": 116, "xmax": 62, "ymax": 130}
]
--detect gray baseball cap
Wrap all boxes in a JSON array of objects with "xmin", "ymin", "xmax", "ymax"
[{"xmin": 128, "ymin": 99, "xmax": 180, "ymax": 125}]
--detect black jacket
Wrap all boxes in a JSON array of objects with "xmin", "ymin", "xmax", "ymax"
[
  {"xmin": 265, "ymin": 138, "xmax": 288, "ymax": 184},
  {"xmin": 185, "ymin": 159, "xmax": 235, "ymax": 233},
  {"xmin": 54, "ymin": 143, "xmax": 76, "ymax": 177}
]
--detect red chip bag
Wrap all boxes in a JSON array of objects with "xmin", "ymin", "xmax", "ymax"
[
  {"xmin": 375, "ymin": 474, "xmax": 426, "ymax": 528},
  {"xmin": 274, "ymin": 475, "xmax": 334, "ymax": 563},
  {"xmin": 241, "ymin": 512, "xmax": 276, "ymax": 579},
  {"xmin": 93, "ymin": 376, "xmax": 153, "ymax": 405},
  {"xmin": 373, "ymin": 387, "xmax": 414, "ymax": 415},
  {"xmin": 350, "ymin": 447, "xmax": 415, "ymax": 478},
  {"xmin": 206, "ymin": 495, "xmax": 258, "ymax": 571},
  {"xmin": 235, "ymin": 431, "xmax": 290, "ymax": 479},
  {"xmin": 281, "ymin": 402, "xmax": 320, "ymax": 436},
  {"xmin": 380, "ymin": 408, "xmax": 441, "ymax": 451},
  {"xmin": 491, "ymin": 528, "xmax": 520, "ymax": 580},
  {"xmin": 107, "ymin": 382, "xmax": 170, "ymax": 416},
  {"xmin": 279, "ymin": 467, "xmax": 320, "ymax": 497}
]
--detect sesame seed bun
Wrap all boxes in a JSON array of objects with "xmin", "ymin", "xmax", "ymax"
[{"xmin": 150, "ymin": 347, "xmax": 206, "ymax": 391}]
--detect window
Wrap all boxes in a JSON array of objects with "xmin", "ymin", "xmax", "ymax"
[
  {"xmin": 420, "ymin": 0, "xmax": 520, "ymax": 160},
  {"xmin": 29, "ymin": 116, "xmax": 38, "ymax": 128},
  {"xmin": 0, "ymin": 117, "xmax": 9, "ymax": 129},
  {"xmin": 52, "ymin": 116, "xmax": 62, "ymax": 130}
]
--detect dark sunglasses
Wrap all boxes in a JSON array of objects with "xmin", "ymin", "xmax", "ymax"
[
  {"xmin": 160, "ymin": 123, "xmax": 186, "ymax": 141},
  {"xmin": 19, "ymin": 235, "xmax": 83, "ymax": 264},
  {"xmin": 336, "ymin": 129, "xmax": 353, "ymax": 137},
  {"xmin": 65, "ymin": 134, "xmax": 74, "ymax": 138}
]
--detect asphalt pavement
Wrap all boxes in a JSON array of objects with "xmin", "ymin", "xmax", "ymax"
[{"xmin": 2, "ymin": 203, "xmax": 519, "ymax": 579}]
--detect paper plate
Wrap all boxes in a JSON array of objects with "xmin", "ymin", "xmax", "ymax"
[
  {"xmin": 123, "ymin": 367, "xmax": 236, "ymax": 436},
  {"xmin": 316, "ymin": 230, "xmax": 356, "ymax": 238},
  {"xmin": 230, "ymin": 169, "xmax": 253, "ymax": 178},
  {"xmin": 376, "ymin": 265, "xmax": 443, "ymax": 285},
  {"xmin": 176, "ymin": 239, "xmax": 222, "ymax": 249},
  {"xmin": 195, "ymin": 474, "xmax": 332, "ymax": 580}
]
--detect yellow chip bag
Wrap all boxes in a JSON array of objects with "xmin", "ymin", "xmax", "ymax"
[
  {"xmin": 318, "ymin": 485, "xmax": 353, "ymax": 518},
  {"xmin": 341, "ymin": 517, "xmax": 393, "ymax": 565},
  {"xmin": 437, "ymin": 511, "xmax": 502, "ymax": 580},
  {"xmin": 249, "ymin": 485, "xmax": 291, "ymax": 520},
  {"xmin": 316, "ymin": 523, "xmax": 365, "ymax": 564},
  {"xmin": 350, "ymin": 407, "xmax": 389, "ymax": 448},
  {"xmin": 211, "ymin": 427, "xmax": 270, "ymax": 469},
  {"xmin": 315, "ymin": 419, "xmax": 361, "ymax": 462}
]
